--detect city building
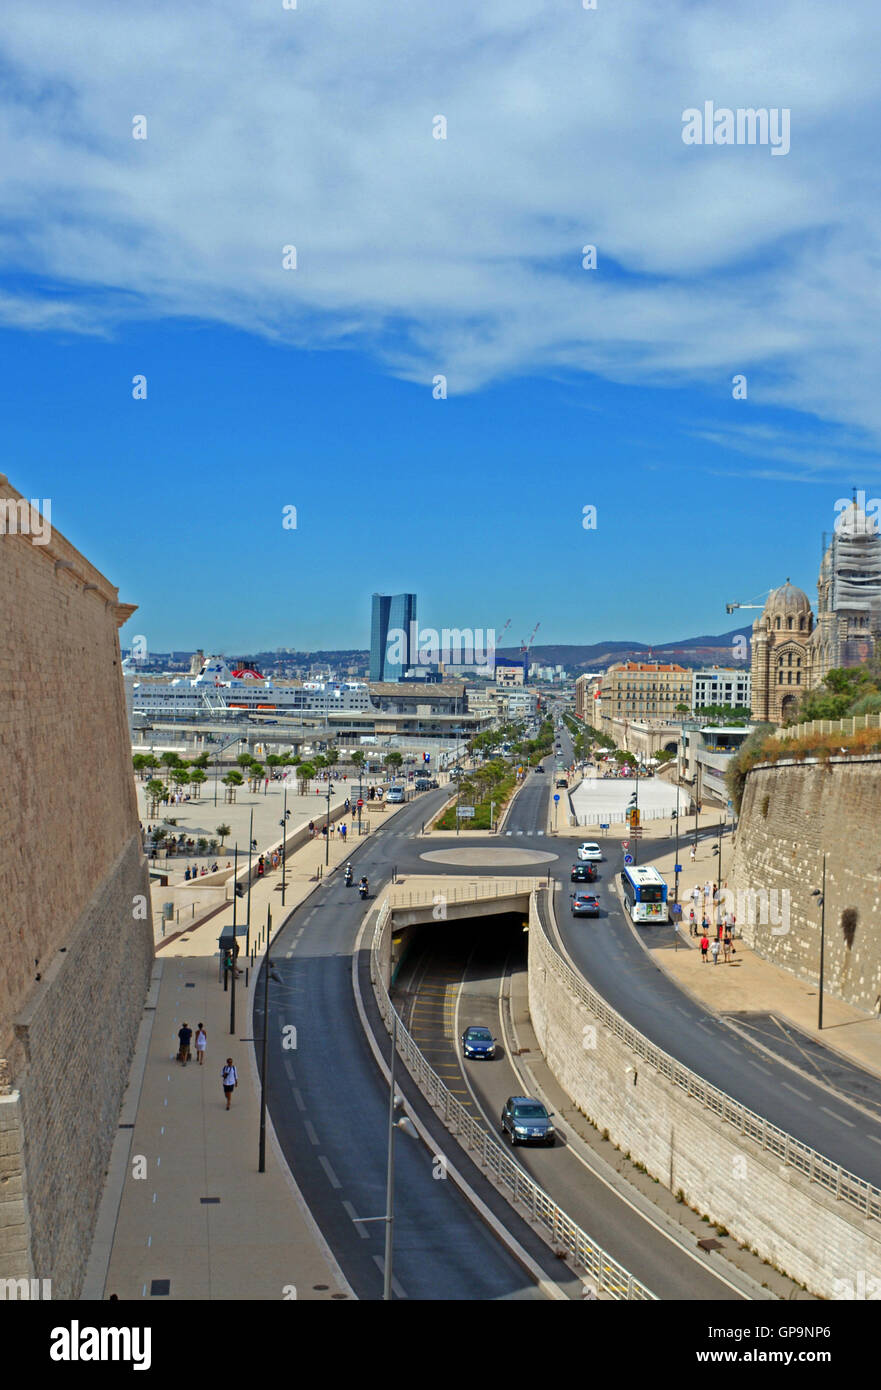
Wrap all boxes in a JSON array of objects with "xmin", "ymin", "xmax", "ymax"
[
  {"xmin": 600, "ymin": 662, "xmax": 691, "ymax": 729},
  {"xmin": 810, "ymin": 500, "xmax": 881, "ymax": 683},
  {"xmin": 749, "ymin": 581, "xmax": 814, "ymax": 724},
  {"xmin": 496, "ymin": 662, "xmax": 525, "ymax": 686},
  {"xmin": 681, "ymin": 723, "xmax": 755, "ymax": 806},
  {"xmin": 369, "ymin": 592, "xmax": 417, "ymax": 681},
  {"xmin": 692, "ymin": 667, "xmax": 751, "ymax": 713},
  {"xmin": 574, "ymin": 672, "xmax": 603, "ymax": 722}
]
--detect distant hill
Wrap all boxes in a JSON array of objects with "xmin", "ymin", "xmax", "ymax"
[{"xmin": 497, "ymin": 627, "xmax": 752, "ymax": 671}]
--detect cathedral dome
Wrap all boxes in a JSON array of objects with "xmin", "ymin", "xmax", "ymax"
[{"xmin": 765, "ymin": 579, "xmax": 811, "ymax": 617}]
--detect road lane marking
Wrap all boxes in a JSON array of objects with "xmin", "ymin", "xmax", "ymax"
[
  {"xmin": 372, "ymin": 1254, "xmax": 407, "ymax": 1298},
  {"xmin": 342, "ymin": 1201, "xmax": 371, "ymax": 1238},
  {"xmin": 319, "ymin": 1156, "xmax": 342, "ymax": 1188},
  {"xmin": 782, "ymin": 1082, "xmax": 810, "ymax": 1100},
  {"xmin": 292, "ymin": 1088, "xmax": 307, "ymax": 1111},
  {"xmin": 820, "ymin": 1105, "xmax": 855, "ymax": 1128},
  {"xmin": 304, "ymin": 1120, "xmax": 320, "ymax": 1146}
]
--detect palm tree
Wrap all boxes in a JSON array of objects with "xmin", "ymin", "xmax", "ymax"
[{"xmin": 216, "ymin": 823, "xmax": 232, "ymax": 847}]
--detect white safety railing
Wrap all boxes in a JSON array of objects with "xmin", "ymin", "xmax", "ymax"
[
  {"xmin": 371, "ymin": 898, "xmax": 656, "ymax": 1300},
  {"xmin": 387, "ymin": 879, "xmax": 541, "ymax": 909},
  {"xmin": 572, "ymin": 806, "xmax": 676, "ymax": 826},
  {"xmin": 529, "ymin": 894, "xmax": 881, "ymax": 1224}
]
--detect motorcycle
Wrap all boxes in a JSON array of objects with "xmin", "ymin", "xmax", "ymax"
[
  {"xmin": 344, "ymin": 865, "xmax": 353, "ymax": 886},
  {"xmin": 359, "ymin": 880, "xmax": 369, "ymax": 900}
]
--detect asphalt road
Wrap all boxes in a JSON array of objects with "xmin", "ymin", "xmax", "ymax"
[
  {"xmin": 395, "ymin": 914, "xmax": 743, "ymax": 1299},
  {"xmin": 256, "ymin": 788, "xmax": 558, "ymax": 1300}
]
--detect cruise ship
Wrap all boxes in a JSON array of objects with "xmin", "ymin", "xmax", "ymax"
[{"xmin": 126, "ymin": 656, "xmax": 371, "ymax": 721}]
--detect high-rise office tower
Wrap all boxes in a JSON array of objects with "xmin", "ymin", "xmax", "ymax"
[{"xmin": 370, "ymin": 592, "xmax": 417, "ymax": 681}]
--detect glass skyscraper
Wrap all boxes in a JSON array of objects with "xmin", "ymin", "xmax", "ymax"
[{"xmin": 370, "ymin": 592, "xmax": 417, "ymax": 681}]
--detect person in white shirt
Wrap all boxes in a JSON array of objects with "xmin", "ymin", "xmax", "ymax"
[
  {"xmin": 195, "ymin": 1024, "xmax": 207, "ymax": 1065},
  {"xmin": 221, "ymin": 1059, "xmax": 238, "ymax": 1109}
]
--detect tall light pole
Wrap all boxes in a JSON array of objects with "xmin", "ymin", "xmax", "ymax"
[
  {"xmin": 811, "ymin": 853, "xmax": 827, "ymax": 1030},
  {"xmin": 673, "ymin": 779, "xmax": 681, "ymax": 906},
  {"xmin": 258, "ymin": 906, "xmax": 274, "ymax": 1173},
  {"xmin": 245, "ymin": 807, "xmax": 254, "ymax": 958},
  {"xmin": 280, "ymin": 784, "xmax": 289, "ymax": 905},
  {"xmin": 325, "ymin": 775, "xmax": 332, "ymax": 866}
]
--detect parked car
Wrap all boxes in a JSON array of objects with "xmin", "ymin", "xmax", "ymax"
[
  {"xmin": 577, "ymin": 841, "xmax": 602, "ymax": 861},
  {"xmin": 500, "ymin": 1096, "xmax": 555, "ymax": 1146},
  {"xmin": 386, "ymin": 786, "xmax": 406, "ymax": 804},
  {"xmin": 571, "ymin": 891, "xmax": 600, "ymax": 917},
  {"xmin": 461, "ymin": 1025, "xmax": 496, "ymax": 1060},
  {"xmin": 414, "ymin": 777, "xmax": 431, "ymax": 791},
  {"xmin": 570, "ymin": 863, "xmax": 596, "ymax": 883}
]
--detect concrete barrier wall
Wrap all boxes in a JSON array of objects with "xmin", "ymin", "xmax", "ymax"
[{"xmin": 528, "ymin": 896, "xmax": 881, "ymax": 1297}]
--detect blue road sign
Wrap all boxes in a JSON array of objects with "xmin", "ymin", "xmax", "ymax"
[
  {"xmin": 623, "ymin": 853, "xmax": 634, "ymax": 865},
  {"xmin": 553, "ymin": 794, "xmax": 560, "ymax": 802},
  {"xmin": 600, "ymin": 823, "xmax": 609, "ymax": 829}
]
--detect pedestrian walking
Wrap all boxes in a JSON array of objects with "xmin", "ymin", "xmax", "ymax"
[
  {"xmin": 257, "ymin": 855, "xmax": 265, "ymax": 878},
  {"xmin": 221, "ymin": 1058, "xmax": 238, "ymax": 1109},
  {"xmin": 722, "ymin": 931, "xmax": 732, "ymax": 964},
  {"xmin": 308, "ymin": 820, "xmax": 315, "ymax": 838},
  {"xmin": 195, "ymin": 1023, "xmax": 207, "ymax": 1064},
  {"xmin": 177, "ymin": 1021, "xmax": 192, "ymax": 1065},
  {"xmin": 700, "ymin": 934, "xmax": 709, "ymax": 963},
  {"xmin": 689, "ymin": 908, "xmax": 696, "ymax": 935},
  {"xmin": 690, "ymin": 844, "xmax": 696, "ymax": 862},
  {"xmin": 710, "ymin": 938, "xmax": 721, "ymax": 966},
  {"xmin": 340, "ymin": 822, "xmax": 347, "ymax": 842}
]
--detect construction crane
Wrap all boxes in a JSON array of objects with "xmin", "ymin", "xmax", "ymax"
[
  {"xmin": 497, "ymin": 618, "xmax": 511, "ymax": 646},
  {"xmin": 725, "ymin": 590, "xmax": 772, "ymax": 615},
  {"xmin": 520, "ymin": 621, "xmax": 540, "ymax": 654}
]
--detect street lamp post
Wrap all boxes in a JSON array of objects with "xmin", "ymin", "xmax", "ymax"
[
  {"xmin": 258, "ymin": 906, "xmax": 274, "ymax": 1173},
  {"xmin": 280, "ymin": 784, "xmax": 289, "ymax": 905},
  {"xmin": 245, "ymin": 808, "xmax": 254, "ymax": 958},
  {"xmin": 673, "ymin": 780, "xmax": 680, "ymax": 905},
  {"xmin": 811, "ymin": 853, "xmax": 827, "ymax": 1030},
  {"xmin": 325, "ymin": 775, "xmax": 332, "ymax": 866}
]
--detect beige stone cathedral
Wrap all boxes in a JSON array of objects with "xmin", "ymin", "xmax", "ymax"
[{"xmin": 750, "ymin": 502, "xmax": 881, "ymax": 724}]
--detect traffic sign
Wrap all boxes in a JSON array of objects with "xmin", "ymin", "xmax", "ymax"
[
  {"xmin": 457, "ymin": 806, "xmax": 475, "ymax": 818},
  {"xmin": 624, "ymin": 853, "xmax": 633, "ymax": 865},
  {"xmin": 622, "ymin": 840, "xmax": 630, "ymax": 850},
  {"xmin": 674, "ymin": 863, "xmax": 682, "ymax": 873},
  {"xmin": 600, "ymin": 823, "xmax": 609, "ymax": 830},
  {"xmin": 357, "ymin": 798, "xmax": 364, "ymax": 808},
  {"xmin": 553, "ymin": 794, "xmax": 560, "ymax": 802}
]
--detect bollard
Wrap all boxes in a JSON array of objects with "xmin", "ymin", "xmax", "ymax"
[{"xmin": 245, "ymin": 967, "xmax": 249, "ymax": 988}]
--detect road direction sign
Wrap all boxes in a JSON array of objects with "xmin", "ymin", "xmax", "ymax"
[{"xmin": 623, "ymin": 853, "xmax": 633, "ymax": 865}]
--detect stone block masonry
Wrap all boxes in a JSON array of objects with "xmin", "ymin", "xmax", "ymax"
[
  {"xmin": 0, "ymin": 476, "xmax": 153, "ymax": 1296},
  {"xmin": 732, "ymin": 757, "xmax": 881, "ymax": 1012}
]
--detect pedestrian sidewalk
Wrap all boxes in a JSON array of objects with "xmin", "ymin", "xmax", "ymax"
[
  {"xmin": 86, "ymin": 799, "xmax": 409, "ymax": 1300},
  {"xmin": 627, "ymin": 823, "xmax": 881, "ymax": 1084}
]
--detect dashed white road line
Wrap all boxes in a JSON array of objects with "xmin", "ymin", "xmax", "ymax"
[
  {"xmin": 372, "ymin": 1254, "xmax": 407, "ymax": 1298},
  {"xmin": 292, "ymin": 1088, "xmax": 306, "ymax": 1111},
  {"xmin": 284, "ymin": 1059, "xmax": 296, "ymax": 1080},
  {"xmin": 782, "ymin": 1082, "xmax": 811, "ymax": 1100},
  {"xmin": 820, "ymin": 1105, "xmax": 855, "ymax": 1128},
  {"xmin": 304, "ymin": 1120, "xmax": 320, "ymax": 1146},
  {"xmin": 342, "ymin": 1200, "xmax": 371, "ymax": 1238},
  {"xmin": 319, "ymin": 1156, "xmax": 342, "ymax": 1189}
]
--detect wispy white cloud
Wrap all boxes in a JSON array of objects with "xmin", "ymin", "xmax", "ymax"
[{"xmin": 1, "ymin": 0, "xmax": 880, "ymax": 440}]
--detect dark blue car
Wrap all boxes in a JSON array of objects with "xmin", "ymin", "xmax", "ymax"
[{"xmin": 461, "ymin": 1025, "xmax": 496, "ymax": 1060}]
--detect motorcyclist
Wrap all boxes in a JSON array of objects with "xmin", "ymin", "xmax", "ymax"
[
  {"xmin": 359, "ymin": 875, "xmax": 369, "ymax": 896},
  {"xmin": 344, "ymin": 862, "xmax": 353, "ymax": 884}
]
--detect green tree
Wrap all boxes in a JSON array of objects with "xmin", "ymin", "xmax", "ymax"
[
  {"xmin": 249, "ymin": 762, "xmax": 265, "ymax": 791},
  {"xmin": 160, "ymin": 751, "xmax": 181, "ymax": 771},
  {"xmin": 236, "ymin": 752, "xmax": 254, "ymax": 770},
  {"xmin": 215, "ymin": 823, "xmax": 232, "ymax": 847},
  {"xmin": 296, "ymin": 762, "xmax": 316, "ymax": 794},
  {"xmin": 385, "ymin": 751, "xmax": 403, "ymax": 775},
  {"xmin": 188, "ymin": 767, "xmax": 207, "ymax": 797},
  {"xmin": 145, "ymin": 778, "xmax": 167, "ymax": 815},
  {"xmin": 171, "ymin": 768, "xmax": 190, "ymax": 791},
  {"xmin": 351, "ymin": 750, "xmax": 365, "ymax": 771},
  {"xmin": 222, "ymin": 771, "xmax": 243, "ymax": 803}
]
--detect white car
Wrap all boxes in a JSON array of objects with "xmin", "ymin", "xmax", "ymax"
[{"xmin": 577, "ymin": 841, "xmax": 602, "ymax": 861}]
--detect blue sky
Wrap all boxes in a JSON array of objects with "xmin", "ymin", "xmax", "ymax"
[{"xmin": 2, "ymin": 1, "xmax": 880, "ymax": 653}]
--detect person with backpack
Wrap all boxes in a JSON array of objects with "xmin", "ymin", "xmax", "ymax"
[{"xmin": 221, "ymin": 1058, "xmax": 238, "ymax": 1110}]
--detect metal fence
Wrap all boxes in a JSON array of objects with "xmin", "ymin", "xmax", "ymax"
[
  {"xmin": 529, "ymin": 896, "xmax": 881, "ymax": 1224},
  {"xmin": 774, "ymin": 713, "xmax": 881, "ymax": 742},
  {"xmin": 370, "ymin": 897, "xmax": 656, "ymax": 1300},
  {"xmin": 572, "ymin": 806, "xmax": 676, "ymax": 826}
]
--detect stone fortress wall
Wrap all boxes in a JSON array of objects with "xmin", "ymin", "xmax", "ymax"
[
  {"xmin": 731, "ymin": 756, "xmax": 881, "ymax": 1012},
  {"xmin": 0, "ymin": 476, "xmax": 153, "ymax": 1297}
]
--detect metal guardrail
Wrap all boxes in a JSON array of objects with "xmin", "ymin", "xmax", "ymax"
[
  {"xmin": 529, "ymin": 895, "xmax": 881, "ymax": 1224},
  {"xmin": 573, "ymin": 807, "xmax": 674, "ymax": 825},
  {"xmin": 371, "ymin": 897, "xmax": 656, "ymax": 1300}
]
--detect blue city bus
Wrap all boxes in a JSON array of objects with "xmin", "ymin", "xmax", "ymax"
[{"xmin": 620, "ymin": 864, "xmax": 668, "ymax": 923}]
